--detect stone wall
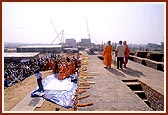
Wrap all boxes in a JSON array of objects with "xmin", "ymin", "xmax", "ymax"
[
  {"xmin": 138, "ymin": 81, "xmax": 164, "ymax": 111},
  {"xmin": 129, "ymin": 55, "xmax": 164, "ymax": 71}
]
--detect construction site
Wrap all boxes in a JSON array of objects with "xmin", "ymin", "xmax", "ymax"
[
  {"xmin": 3, "ymin": 49, "xmax": 165, "ymax": 112},
  {"xmin": 3, "ymin": 15, "xmax": 165, "ymax": 113}
]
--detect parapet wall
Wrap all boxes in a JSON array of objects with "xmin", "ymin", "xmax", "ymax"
[{"xmin": 129, "ymin": 55, "xmax": 164, "ymax": 71}]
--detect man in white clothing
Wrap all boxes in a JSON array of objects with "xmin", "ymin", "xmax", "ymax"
[
  {"xmin": 35, "ymin": 69, "xmax": 44, "ymax": 92},
  {"xmin": 115, "ymin": 41, "xmax": 125, "ymax": 69}
]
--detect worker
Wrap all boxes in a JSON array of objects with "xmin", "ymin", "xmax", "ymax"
[{"xmin": 34, "ymin": 69, "xmax": 44, "ymax": 92}]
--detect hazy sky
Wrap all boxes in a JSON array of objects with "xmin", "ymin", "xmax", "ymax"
[{"xmin": 2, "ymin": 2, "xmax": 165, "ymax": 45}]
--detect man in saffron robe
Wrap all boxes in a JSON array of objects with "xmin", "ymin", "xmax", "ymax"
[
  {"xmin": 102, "ymin": 41, "xmax": 113, "ymax": 68},
  {"xmin": 123, "ymin": 41, "xmax": 130, "ymax": 68}
]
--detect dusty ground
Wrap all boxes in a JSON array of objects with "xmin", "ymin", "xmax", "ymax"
[
  {"xmin": 4, "ymin": 53, "xmax": 90, "ymax": 112},
  {"xmin": 4, "ymin": 70, "xmax": 73, "ymax": 111},
  {"xmin": 4, "ymin": 53, "xmax": 164, "ymax": 112}
]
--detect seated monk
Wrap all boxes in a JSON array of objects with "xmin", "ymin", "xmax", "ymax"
[
  {"xmin": 71, "ymin": 61, "xmax": 75, "ymax": 74},
  {"xmin": 51, "ymin": 59, "xmax": 55, "ymax": 73},
  {"xmin": 67, "ymin": 61, "xmax": 75, "ymax": 75},
  {"xmin": 45, "ymin": 61, "xmax": 50, "ymax": 70},
  {"xmin": 63, "ymin": 63, "xmax": 70, "ymax": 78},
  {"xmin": 58, "ymin": 71, "xmax": 66, "ymax": 80},
  {"xmin": 46, "ymin": 59, "xmax": 52, "ymax": 70},
  {"xmin": 58, "ymin": 63, "xmax": 68, "ymax": 80},
  {"xmin": 66, "ymin": 57, "xmax": 75, "ymax": 75},
  {"xmin": 58, "ymin": 59, "xmax": 62, "ymax": 72}
]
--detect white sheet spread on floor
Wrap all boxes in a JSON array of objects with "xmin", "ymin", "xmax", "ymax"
[
  {"xmin": 31, "ymin": 74, "xmax": 78, "ymax": 108},
  {"xmin": 44, "ymin": 75, "xmax": 73, "ymax": 91}
]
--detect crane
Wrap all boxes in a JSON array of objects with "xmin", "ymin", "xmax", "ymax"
[
  {"xmin": 50, "ymin": 20, "xmax": 63, "ymax": 45},
  {"xmin": 86, "ymin": 18, "xmax": 98, "ymax": 45}
]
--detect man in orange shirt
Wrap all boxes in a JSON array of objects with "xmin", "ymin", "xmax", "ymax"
[
  {"xmin": 102, "ymin": 41, "xmax": 113, "ymax": 69},
  {"xmin": 123, "ymin": 41, "xmax": 130, "ymax": 68}
]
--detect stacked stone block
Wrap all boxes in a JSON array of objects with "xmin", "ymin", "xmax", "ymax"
[{"xmin": 139, "ymin": 81, "xmax": 164, "ymax": 111}]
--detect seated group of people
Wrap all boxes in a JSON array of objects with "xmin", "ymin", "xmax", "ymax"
[
  {"xmin": 4, "ymin": 53, "xmax": 82, "ymax": 88},
  {"xmin": 45, "ymin": 53, "xmax": 81, "ymax": 80},
  {"xmin": 4, "ymin": 61, "xmax": 39, "ymax": 88}
]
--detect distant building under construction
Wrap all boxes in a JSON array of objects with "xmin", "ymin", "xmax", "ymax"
[
  {"xmin": 65, "ymin": 39, "xmax": 77, "ymax": 47},
  {"xmin": 17, "ymin": 45, "xmax": 62, "ymax": 53},
  {"xmin": 4, "ymin": 52, "xmax": 40, "ymax": 62}
]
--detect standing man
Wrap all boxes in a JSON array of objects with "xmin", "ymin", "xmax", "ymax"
[
  {"xmin": 123, "ymin": 41, "xmax": 130, "ymax": 68},
  {"xmin": 115, "ymin": 41, "xmax": 125, "ymax": 69},
  {"xmin": 102, "ymin": 41, "xmax": 113, "ymax": 69},
  {"xmin": 35, "ymin": 69, "xmax": 44, "ymax": 92}
]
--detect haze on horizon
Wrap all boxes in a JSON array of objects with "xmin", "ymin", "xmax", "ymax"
[{"xmin": 2, "ymin": 2, "xmax": 165, "ymax": 45}]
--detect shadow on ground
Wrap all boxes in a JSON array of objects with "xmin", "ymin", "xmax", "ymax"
[
  {"xmin": 106, "ymin": 67, "xmax": 145, "ymax": 78},
  {"xmin": 106, "ymin": 67, "xmax": 126, "ymax": 77},
  {"xmin": 121, "ymin": 67, "xmax": 145, "ymax": 77}
]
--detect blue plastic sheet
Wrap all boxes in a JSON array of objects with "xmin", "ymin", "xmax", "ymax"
[{"xmin": 31, "ymin": 74, "xmax": 77, "ymax": 108}]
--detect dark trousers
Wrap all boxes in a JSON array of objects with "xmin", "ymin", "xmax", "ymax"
[
  {"xmin": 37, "ymin": 77, "xmax": 44, "ymax": 92},
  {"xmin": 117, "ymin": 57, "xmax": 124, "ymax": 69}
]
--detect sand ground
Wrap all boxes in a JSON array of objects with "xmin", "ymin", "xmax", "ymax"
[{"xmin": 4, "ymin": 70, "xmax": 73, "ymax": 111}]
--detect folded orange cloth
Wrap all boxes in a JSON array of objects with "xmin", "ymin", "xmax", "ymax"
[
  {"xmin": 77, "ymin": 102, "xmax": 94, "ymax": 107},
  {"xmin": 78, "ymin": 94, "xmax": 90, "ymax": 100},
  {"xmin": 77, "ymin": 89, "xmax": 86, "ymax": 94}
]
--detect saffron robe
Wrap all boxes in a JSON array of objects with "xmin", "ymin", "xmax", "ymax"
[{"xmin": 102, "ymin": 44, "xmax": 113, "ymax": 67}]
